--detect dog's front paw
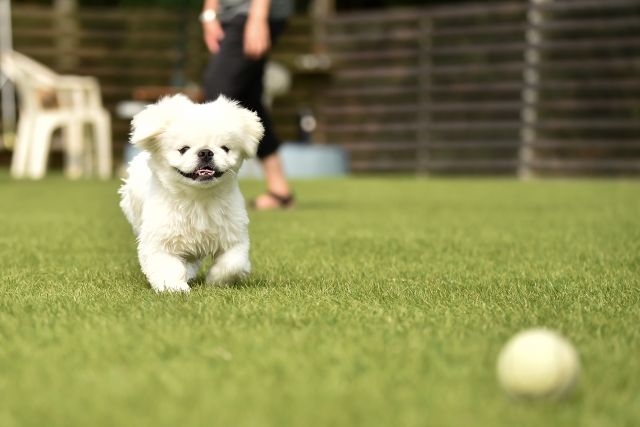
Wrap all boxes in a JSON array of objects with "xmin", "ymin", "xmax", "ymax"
[
  {"xmin": 155, "ymin": 280, "xmax": 191, "ymax": 293},
  {"xmin": 206, "ymin": 262, "xmax": 250, "ymax": 288}
]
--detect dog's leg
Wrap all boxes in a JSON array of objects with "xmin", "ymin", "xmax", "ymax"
[
  {"xmin": 206, "ymin": 241, "xmax": 251, "ymax": 287},
  {"xmin": 186, "ymin": 260, "xmax": 202, "ymax": 282},
  {"xmin": 139, "ymin": 250, "xmax": 190, "ymax": 293}
]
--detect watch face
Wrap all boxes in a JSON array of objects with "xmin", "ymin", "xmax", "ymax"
[{"xmin": 200, "ymin": 9, "xmax": 217, "ymax": 22}]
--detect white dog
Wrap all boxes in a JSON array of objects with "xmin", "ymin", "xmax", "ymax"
[{"xmin": 119, "ymin": 94, "xmax": 264, "ymax": 293}]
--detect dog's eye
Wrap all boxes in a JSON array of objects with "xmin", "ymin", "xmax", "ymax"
[
  {"xmin": 178, "ymin": 146, "xmax": 190, "ymax": 155},
  {"xmin": 221, "ymin": 146, "xmax": 230, "ymax": 153}
]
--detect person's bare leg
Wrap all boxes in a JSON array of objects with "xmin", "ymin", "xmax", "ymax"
[{"xmin": 253, "ymin": 152, "xmax": 294, "ymax": 209}]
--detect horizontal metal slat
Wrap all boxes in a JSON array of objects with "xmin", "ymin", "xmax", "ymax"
[
  {"xmin": 327, "ymin": 122, "xmax": 420, "ymax": 133},
  {"xmin": 533, "ymin": 140, "xmax": 640, "ymax": 149},
  {"xmin": 326, "ymin": 119, "xmax": 640, "ymax": 134},
  {"xmin": 326, "ymin": 121, "xmax": 520, "ymax": 133},
  {"xmin": 340, "ymin": 139, "xmax": 640, "ymax": 152},
  {"xmin": 336, "ymin": 58, "xmax": 640, "ymax": 80},
  {"xmin": 429, "ymin": 37, "xmax": 640, "ymax": 56},
  {"xmin": 424, "ymin": 17, "xmax": 640, "ymax": 38},
  {"xmin": 339, "ymin": 141, "xmax": 419, "ymax": 151},
  {"xmin": 325, "ymin": 29, "xmax": 420, "ymax": 44},
  {"xmin": 336, "ymin": 140, "xmax": 640, "ymax": 152},
  {"xmin": 340, "ymin": 140, "xmax": 521, "ymax": 151},
  {"xmin": 13, "ymin": 28, "xmax": 178, "ymax": 41},
  {"xmin": 72, "ymin": 67, "xmax": 174, "ymax": 78},
  {"xmin": 16, "ymin": 47, "xmax": 179, "ymax": 60},
  {"xmin": 330, "ymin": 49, "xmax": 419, "ymax": 62},
  {"xmin": 536, "ymin": 0, "xmax": 640, "ymax": 13},
  {"xmin": 323, "ymin": 79, "xmax": 640, "ymax": 98},
  {"xmin": 331, "ymin": 38, "xmax": 640, "ymax": 63},
  {"xmin": 537, "ymin": 119, "xmax": 640, "ymax": 129},
  {"xmin": 350, "ymin": 160, "xmax": 418, "ymax": 172},
  {"xmin": 531, "ymin": 159, "xmax": 640, "ymax": 170},
  {"xmin": 320, "ymin": 100, "xmax": 640, "ymax": 115},
  {"xmin": 351, "ymin": 159, "xmax": 640, "ymax": 171},
  {"xmin": 351, "ymin": 159, "xmax": 520, "ymax": 172},
  {"xmin": 75, "ymin": 8, "xmax": 182, "ymax": 21},
  {"xmin": 428, "ymin": 159, "xmax": 519, "ymax": 170}
]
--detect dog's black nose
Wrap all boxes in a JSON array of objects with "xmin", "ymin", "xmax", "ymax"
[{"xmin": 198, "ymin": 149, "xmax": 214, "ymax": 160}]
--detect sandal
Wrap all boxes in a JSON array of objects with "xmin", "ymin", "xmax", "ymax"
[{"xmin": 248, "ymin": 191, "xmax": 295, "ymax": 210}]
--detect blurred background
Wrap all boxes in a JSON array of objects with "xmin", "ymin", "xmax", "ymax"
[{"xmin": 1, "ymin": 0, "xmax": 639, "ymax": 177}]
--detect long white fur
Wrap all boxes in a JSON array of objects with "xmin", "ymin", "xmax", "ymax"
[{"xmin": 119, "ymin": 94, "xmax": 264, "ymax": 293}]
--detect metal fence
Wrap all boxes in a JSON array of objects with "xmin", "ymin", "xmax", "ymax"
[
  {"xmin": 320, "ymin": 0, "xmax": 640, "ymax": 176},
  {"xmin": 1, "ymin": 0, "xmax": 639, "ymax": 176}
]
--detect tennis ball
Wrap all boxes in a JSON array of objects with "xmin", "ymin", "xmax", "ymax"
[{"xmin": 497, "ymin": 328, "xmax": 580, "ymax": 399}]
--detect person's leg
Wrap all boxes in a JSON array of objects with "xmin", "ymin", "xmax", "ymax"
[
  {"xmin": 202, "ymin": 16, "xmax": 293, "ymax": 209},
  {"xmin": 240, "ymin": 51, "xmax": 293, "ymax": 208},
  {"xmin": 252, "ymin": 153, "xmax": 293, "ymax": 208},
  {"xmin": 246, "ymin": 20, "xmax": 294, "ymax": 208}
]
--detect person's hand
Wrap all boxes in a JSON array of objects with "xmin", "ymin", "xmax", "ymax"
[
  {"xmin": 244, "ymin": 15, "xmax": 270, "ymax": 60},
  {"xmin": 203, "ymin": 19, "xmax": 225, "ymax": 54}
]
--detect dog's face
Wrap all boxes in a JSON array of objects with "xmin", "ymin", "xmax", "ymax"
[{"xmin": 130, "ymin": 94, "xmax": 264, "ymax": 189}]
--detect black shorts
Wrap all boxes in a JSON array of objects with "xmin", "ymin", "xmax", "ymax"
[{"xmin": 202, "ymin": 14, "xmax": 288, "ymax": 159}]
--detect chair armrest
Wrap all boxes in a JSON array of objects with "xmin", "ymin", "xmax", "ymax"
[
  {"xmin": 53, "ymin": 75, "xmax": 104, "ymax": 109},
  {"xmin": 56, "ymin": 75, "xmax": 99, "ymax": 89}
]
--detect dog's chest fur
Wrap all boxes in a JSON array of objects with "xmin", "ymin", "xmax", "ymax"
[{"xmin": 142, "ymin": 193, "xmax": 247, "ymax": 260}]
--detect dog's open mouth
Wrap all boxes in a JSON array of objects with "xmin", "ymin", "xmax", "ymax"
[{"xmin": 177, "ymin": 166, "xmax": 224, "ymax": 182}]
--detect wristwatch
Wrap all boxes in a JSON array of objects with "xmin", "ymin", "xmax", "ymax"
[{"xmin": 199, "ymin": 9, "xmax": 217, "ymax": 23}]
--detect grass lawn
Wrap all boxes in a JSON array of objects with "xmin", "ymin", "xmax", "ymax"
[{"xmin": 0, "ymin": 169, "xmax": 639, "ymax": 427}]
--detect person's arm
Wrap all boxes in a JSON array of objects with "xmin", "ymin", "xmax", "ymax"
[
  {"xmin": 244, "ymin": 0, "xmax": 272, "ymax": 60},
  {"xmin": 202, "ymin": 0, "xmax": 225, "ymax": 54}
]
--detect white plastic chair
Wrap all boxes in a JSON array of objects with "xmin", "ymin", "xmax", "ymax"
[{"xmin": 0, "ymin": 50, "xmax": 112, "ymax": 179}]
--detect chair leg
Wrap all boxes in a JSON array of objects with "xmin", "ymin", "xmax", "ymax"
[
  {"xmin": 93, "ymin": 111, "xmax": 112, "ymax": 179},
  {"xmin": 27, "ymin": 117, "xmax": 57, "ymax": 180},
  {"xmin": 82, "ymin": 123, "xmax": 94, "ymax": 178},
  {"xmin": 10, "ymin": 115, "xmax": 34, "ymax": 179},
  {"xmin": 64, "ymin": 121, "xmax": 84, "ymax": 180}
]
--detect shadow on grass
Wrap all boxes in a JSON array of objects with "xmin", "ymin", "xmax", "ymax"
[
  {"xmin": 188, "ymin": 275, "xmax": 272, "ymax": 291},
  {"xmin": 184, "ymin": 254, "xmax": 273, "ymax": 291},
  {"xmin": 248, "ymin": 201, "xmax": 347, "ymax": 211}
]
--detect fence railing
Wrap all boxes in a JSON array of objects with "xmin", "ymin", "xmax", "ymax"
[
  {"xmin": 319, "ymin": 0, "xmax": 640, "ymax": 175},
  {"xmin": 1, "ymin": 0, "xmax": 639, "ymax": 176}
]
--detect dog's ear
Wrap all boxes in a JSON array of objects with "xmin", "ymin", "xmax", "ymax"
[
  {"xmin": 238, "ymin": 107, "xmax": 264, "ymax": 158},
  {"xmin": 217, "ymin": 96, "xmax": 264, "ymax": 158},
  {"xmin": 130, "ymin": 94, "xmax": 193, "ymax": 151}
]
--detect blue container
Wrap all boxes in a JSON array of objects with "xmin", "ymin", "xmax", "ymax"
[{"xmin": 239, "ymin": 143, "xmax": 349, "ymax": 179}]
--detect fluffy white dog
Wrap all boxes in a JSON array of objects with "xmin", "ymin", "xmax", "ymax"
[{"xmin": 119, "ymin": 94, "xmax": 264, "ymax": 293}]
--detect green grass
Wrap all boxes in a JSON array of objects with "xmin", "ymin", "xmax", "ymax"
[{"xmin": 0, "ymin": 169, "xmax": 639, "ymax": 427}]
